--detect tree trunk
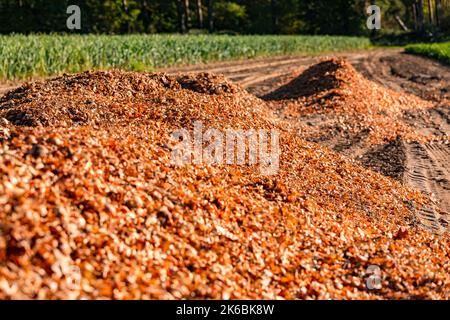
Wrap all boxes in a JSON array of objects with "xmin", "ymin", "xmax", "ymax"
[
  {"xmin": 184, "ymin": 0, "xmax": 190, "ymax": 30},
  {"xmin": 177, "ymin": 0, "xmax": 187, "ymax": 33},
  {"xmin": 435, "ymin": 0, "xmax": 442, "ymax": 26},
  {"xmin": 207, "ymin": 0, "xmax": 214, "ymax": 33},
  {"xmin": 140, "ymin": 0, "xmax": 151, "ymax": 33},
  {"xmin": 417, "ymin": 0, "xmax": 425, "ymax": 31},
  {"xmin": 413, "ymin": 3, "xmax": 418, "ymax": 30},
  {"xmin": 196, "ymin": 0, "xmax": 203, "ymax": 28},
  {"xmin": 428, "ymin": 0, "xmax": 434, "ymax": 25},
  {"xmin": 395, "ymin": 15, "xmax": 409, "ymax": 31},
  {"xmin": 271, "ymin": 0, "xmax": 278, "ymax": 34},
  {"xmin": 122, "ymin": 0, "xmax": 133, "ymax": 33}
]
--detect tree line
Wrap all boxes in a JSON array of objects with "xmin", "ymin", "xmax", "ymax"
[
  {"xmin": 0, "ymin": 0, "xmax": 449, "ymax": 35},
  {"xmin": 411, "ymin": 0, "xmax": 450, "ymax": 30}
]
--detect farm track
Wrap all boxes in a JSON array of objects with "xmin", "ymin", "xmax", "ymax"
[
  {"xmin": 162, "ymin": 50, "xmax": 372, "ymax": 96},
  {"xmin": 166, "ymin": 48, "xmax": 450, "ymax": 230}
]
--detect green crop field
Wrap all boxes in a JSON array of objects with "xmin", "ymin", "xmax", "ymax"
[
  {"xmin": 406, "ymin": 42, "xmax": 450, "ymax": 65},
  {"xmin": 0, "ymin": 34, "xmax": 371, "ymax": 81}
]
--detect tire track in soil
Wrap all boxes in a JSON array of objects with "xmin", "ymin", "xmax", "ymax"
[
  {"xmin": 404, "ymin": 142, "xmax": 450, "ymax": 233},
  {"xmin": 349, "ymin": 54, "xmax": 450, "ymax": 233},
  {"xmin": 355, "ymin": 50, "xmax": 450, "ymax": 231}
]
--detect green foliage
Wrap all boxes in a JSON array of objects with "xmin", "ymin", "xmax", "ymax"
[
  {"xmin": 1, "ymin": 0, "xmax": 441, "ymax": 35},
  {"xmin": 0, "ymin": 34, "xmax": 371, "ymax": 80},
  {"xmin": 214, "ymin": 2, "xmax": 248, "ymax": 32},
  {"xmin": 406, "ymin": 41, "xmax": 450, "ymax": 64},
  {"xmin": 0, "ymin": 0, "xmax": 149, "ymax": 34},
  {"xmin": 298, "ymin": 0, "xmax": 367, "ymax": 35}
]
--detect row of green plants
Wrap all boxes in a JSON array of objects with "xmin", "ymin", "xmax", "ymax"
[
  {"xmin": 406, "ymin": 41, "xmax": 450, "ymax": 65},
  {"xmin": 0, "ymin": 34, "xmax": 371, "ymax": 80}
]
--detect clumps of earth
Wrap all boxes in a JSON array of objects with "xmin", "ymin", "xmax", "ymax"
[{"xmin": 1, "ymin": 61, "xmax": 449, "ymax": 300}]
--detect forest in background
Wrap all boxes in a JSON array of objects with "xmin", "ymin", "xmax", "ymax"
[{"xmin": 0, "ymin": 0, "xmax": 449, "ymax": 36}]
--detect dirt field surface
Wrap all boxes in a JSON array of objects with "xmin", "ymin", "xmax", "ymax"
[
  {"xmin": 0, "ymin": 85, "xmax": 16, "ymax": 96},
  {"xmin": 165, "ymin": 48, "xmax": 450, "ymax": 232},
  {"xmin": 2, "ymin": 49, "xmax": 450, "ymax": 299}
]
